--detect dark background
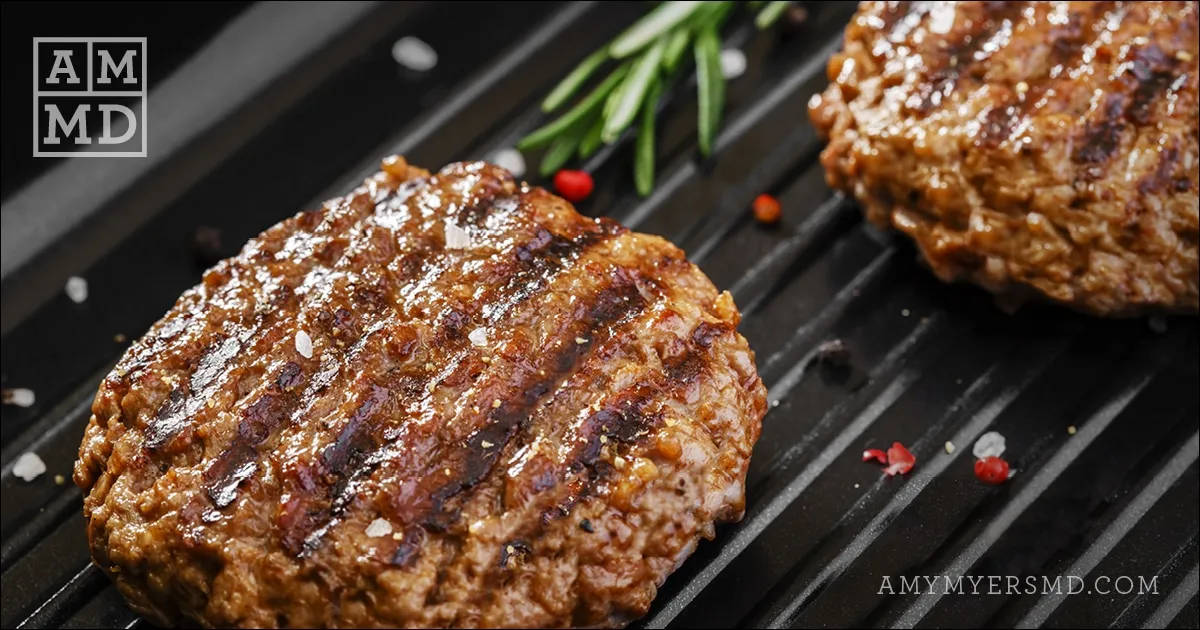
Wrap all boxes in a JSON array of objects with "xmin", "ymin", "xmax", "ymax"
[
  {"xmin": 1, "ymin": 1, "xmax": 250, "ymax": 198},
  {"xmin": 1, "ymin": 2, "xmax": 1196, "ymax": 629}
]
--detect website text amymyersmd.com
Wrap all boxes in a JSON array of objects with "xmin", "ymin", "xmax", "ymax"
[{"xmin": 879, "ymin": 575, "xmax": 1158, "ymax": 596}]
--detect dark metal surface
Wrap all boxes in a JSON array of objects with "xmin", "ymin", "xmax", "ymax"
[{"xmin": 1, "ymin": 2, "xmax": 1197, "ymax": 629}]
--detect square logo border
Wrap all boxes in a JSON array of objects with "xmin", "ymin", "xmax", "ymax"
[{"xmin": 33, "ymin": 36, "xmax": 147, "ymax": 158}]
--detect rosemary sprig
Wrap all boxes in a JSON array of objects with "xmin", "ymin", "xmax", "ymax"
[
  {"xmin": 635, "ymin": 78, "xmax": 663, "ymax": 196},
  {"xmin": 518, "ymin": 65, "xmax": 629, "ymax": 150},
  {"xmin": 694, "ymin": 23, "xmax": 724, "ymax": 157},
  {"xmin": 602, "ymin": 37, "xmax": 668, "ymax": 143},
  {"xmin": 755, "ymin": 1, "xmax": 792, "ymax": 29},
  {"xmin": 519, "ymin": 1, "xmax": 796, "ymax": 196}
]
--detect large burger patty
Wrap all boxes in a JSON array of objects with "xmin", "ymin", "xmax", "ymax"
[
  {"xmin": 74, "ymin": 158, "xmax": 767, "ymax": 628},
  {"xmin": 810, "ymin": 1, "xmax": 1199, "ymax": 316}
]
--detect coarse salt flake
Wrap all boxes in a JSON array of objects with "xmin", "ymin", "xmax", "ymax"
[
  {"xmin": 973, "ymin": 431, "xmax": 1006, "ymax": 460},
  {"xmin": 445, "ymin": 221, "xmax": 471, "ymax": 249},
  {"xmin": 365, "ymin": 518, "xmax": 393, "ymax": 538},
  {"xmin": 3, "ymin": 388, "xmax": 36, "ymax": 408},
  {"xmin": 13, "ymin": 452, "xmax": 47, "ymax": 482},
  {"xmin": 469, "ymin": 328, "xmax": 488, "ymax": 347},
  {"xmin": 720, "ymin": 48, "xmax": 747, "ymax": 79},
  {"xmin": 65, "ymin": 276, "xmax": 88, "ymax": 303},
  {"xmin": 295, "ymin": 330, "xmax": 314, "ymax": 359},
  {"xmin": 392, "ymin": 36, "xmax": 438, "ymax": 71},
  {"xmin": 491, "ymin": 148, "xmax": 526, "ymax": 177},
  {"xmin": 944, "ymin": 441, "xmax": 956, "ymax": 454}
]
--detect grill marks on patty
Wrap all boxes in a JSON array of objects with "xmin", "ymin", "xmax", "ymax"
[
  {"xmin": 880, "ymin": 0, "xmax": 1190, "ymax": 185},
  {"xmin": 204, "ymin": 362, "xmax": 305, "ymax": 507},
  {"xmin": 76, "ymin": 156, "xmax": 767, "ymax": 628},
  {"xmin": 262, "ymin": 167, "xmax": 656, "ymax": 556},
  {"xmin": 136, "ymin": 187, "xmax": 390, "ymax": 456},
  {"xmin": 130, "ymin": 159, "xmax": 738, "ymax": 569},
  {"xmin": 902, "ymin": 1, "xmax": 1029, "ymax": 115},
  {"xmin": 527, "ymin": 317, "xmax": 736, "ymax": 528},
  {"xmin": 362, "ymin": 270, "xmax": 655, "ymax": 564}
]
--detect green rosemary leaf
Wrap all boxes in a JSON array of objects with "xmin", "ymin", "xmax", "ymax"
[
  {"xmin": 601, "ymin": 37, "xmax": 667, "ymax": 144},
  {"xmin": 518, "ymin": 64, "xmax": 630, "ymax": 150},
  {"xmin": 755, "ymin": 0, "xmax": 791, "ymax": 30},
  {"xmin": 689, "ymin": 0, "xmax": 735, "ymax": 29},
  {"xmin": 661, "ymin": 28, "xmax": 692, "ymax": 74},
  {"xmin": 539, "ymin": 131, "xmax": 584, "ymax": 177},
  {"xmin": 578, "ymin": 114, "xmax": 606, "ymax": 159},
  {"xmin": 609, "ymin": 1, "xmax": 705, "ymax": 59},
  {"xmin": 541, "ymin": 47, "xmax": 610, "ymax": 113},
  {"xmin": 710, "ymin": 0, "xmax": 738, "ymax": 26},
  {"xmin": 694, "ymin": 25, "xmax": 724, "ymax": 156},
  {"xmin": 634, "ymin": 79, "xmax": 662, "ymax": 197}
]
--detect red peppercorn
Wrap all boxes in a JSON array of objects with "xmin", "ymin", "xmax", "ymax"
[
  {"xmin": 883, "ymin": 442, "xmax": 916, "ymax": 476},
  {"xmin": 752, "ymin": 193, "xmax": 782, "ymax": 224},
  {"xmin": 975, "ymin": 456, "xmax": 1010, "ymax": 484},
  {"xmin": 862, "ymin": 448, "xmax": 887, "ymax": 464},
  {"xmin": 554, "ymin": 169, "xmax": 594, "ymax": 203}
]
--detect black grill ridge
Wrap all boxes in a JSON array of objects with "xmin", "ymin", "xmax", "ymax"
[{"xmin": 2, "ymin": 3, "xmax": 1197, "ymax": 629}]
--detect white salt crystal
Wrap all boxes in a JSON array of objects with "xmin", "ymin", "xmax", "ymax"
[
  {"xmin": 392, "ymin": 37, "xmax": 438, "ymax": 71},
  {"xmin": 4, "ymin": 388, "xmax": 36, "ymax": 408},
  {"xmin": 365, "ymin": 518, "xmax": 393, "ymax": 538},
  {"xmin": 491, "ymin": 148, "xmax": 526, "ymax": 177},
  {"xmin": 13, "ymin": 452, "xmax": 47, "ymax": 482},
  {"xmin": 295, "ymin": 330, "xmax": 314, "ymax": 359},
  {"xmin": 468, "ymin": 328, "xmax": 488, "ymax": 347},
  {"xmin": 65, "ymin": 276, "xmax": 88, "ymax": 303},
  {"xmin": 720, "ymin": 48, "xmax": 747, "ymax": 79},
  {"xmin": 445, "ymin": 221, "xmax": 471, "ymax": 249},
  {"xmin": 973, "ymin": 431, "xmax": 1006, "ymax": 460}
]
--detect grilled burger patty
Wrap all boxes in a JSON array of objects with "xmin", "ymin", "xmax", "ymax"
[
  {"xmin": 810, "ymin": 1, "xmax": 1199, "ymax": 316},
  {"xmin": 74, "ymin": 158, "xmax": 767, "ymax": 628}
]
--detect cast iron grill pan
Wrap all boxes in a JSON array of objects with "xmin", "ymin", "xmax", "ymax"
[{"xmin": 1, "ymin": 3, "xmax": 1196, "ymax": 628}]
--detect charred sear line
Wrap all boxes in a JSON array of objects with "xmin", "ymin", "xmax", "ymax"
[
  {"xmin": 144, "ymin": 387, "xmax": 188, "ymax": 451},
  {"xmin": 143, "ymin": 283, "xmax": 302, "ymax": 451},
  {"xmin": 419, "ymin": 271, "xmax": 650, "ymax": 536},
  {"xmin": 482, "ymin": 224, "xmax": 624, "ymax": 324},
  {"xmin": 1126, "ymin": 45, "xmax": 1181, "ymax": 125},
  {"xmin": 283, "ymin": 199, "xmax": 624, "ymax": 557},
  {"xmin": 976, "ymin": 104, "xmax": 1019, "ymax": 150},
  {"xmin": 543, "ymin": 320, "xmax": 731, "ymax": 524},
  {"xmin": 276, "ymin": 385, "xmax": 394, "ymax": 556},
  {"xmin": 144, "ymin": 335, "xmax": 243, "ymax": 451},
  {"xmin": 1042, "ymin": 1, "xmax": 1116, "ymax": 75},
  {"xmin": 1139, "ymin": 145, "xmax": 1181, "ymax": 198},
  {"xmin": 1075, "ymin": 93, "xmax": 1127, "ymax": 167},
  {"xmin": 391, "ymin": 526, "xmax": 426, "ymax": 567},
  {"xmin": 906, "ymin": 2, "xmax": 1027, "ymax": 114},
  {"xmin": 204, "ymin": 362, "xmax": 305, "ymax": 508},
  {"xmin": 1073, "ymin": 45, "xmax": 1181, "ymax": 169}
]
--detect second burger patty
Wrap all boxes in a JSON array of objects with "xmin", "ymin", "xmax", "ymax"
[
  {"xmin": 810, "ymin": 1, "xmax": 1199, "ymax": 316},
  {"xmin": 75, "ymin": 157, "xmax": 767, "ymax": 628}
]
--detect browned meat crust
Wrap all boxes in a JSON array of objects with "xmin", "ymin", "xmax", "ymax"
[
  {"xmin": 74, "ymin": 158, "xmax": 767, "ymax": 628},
  {"xmin": 810, "ymin": 1, "xmax": 1199, "ymax": 316}
]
